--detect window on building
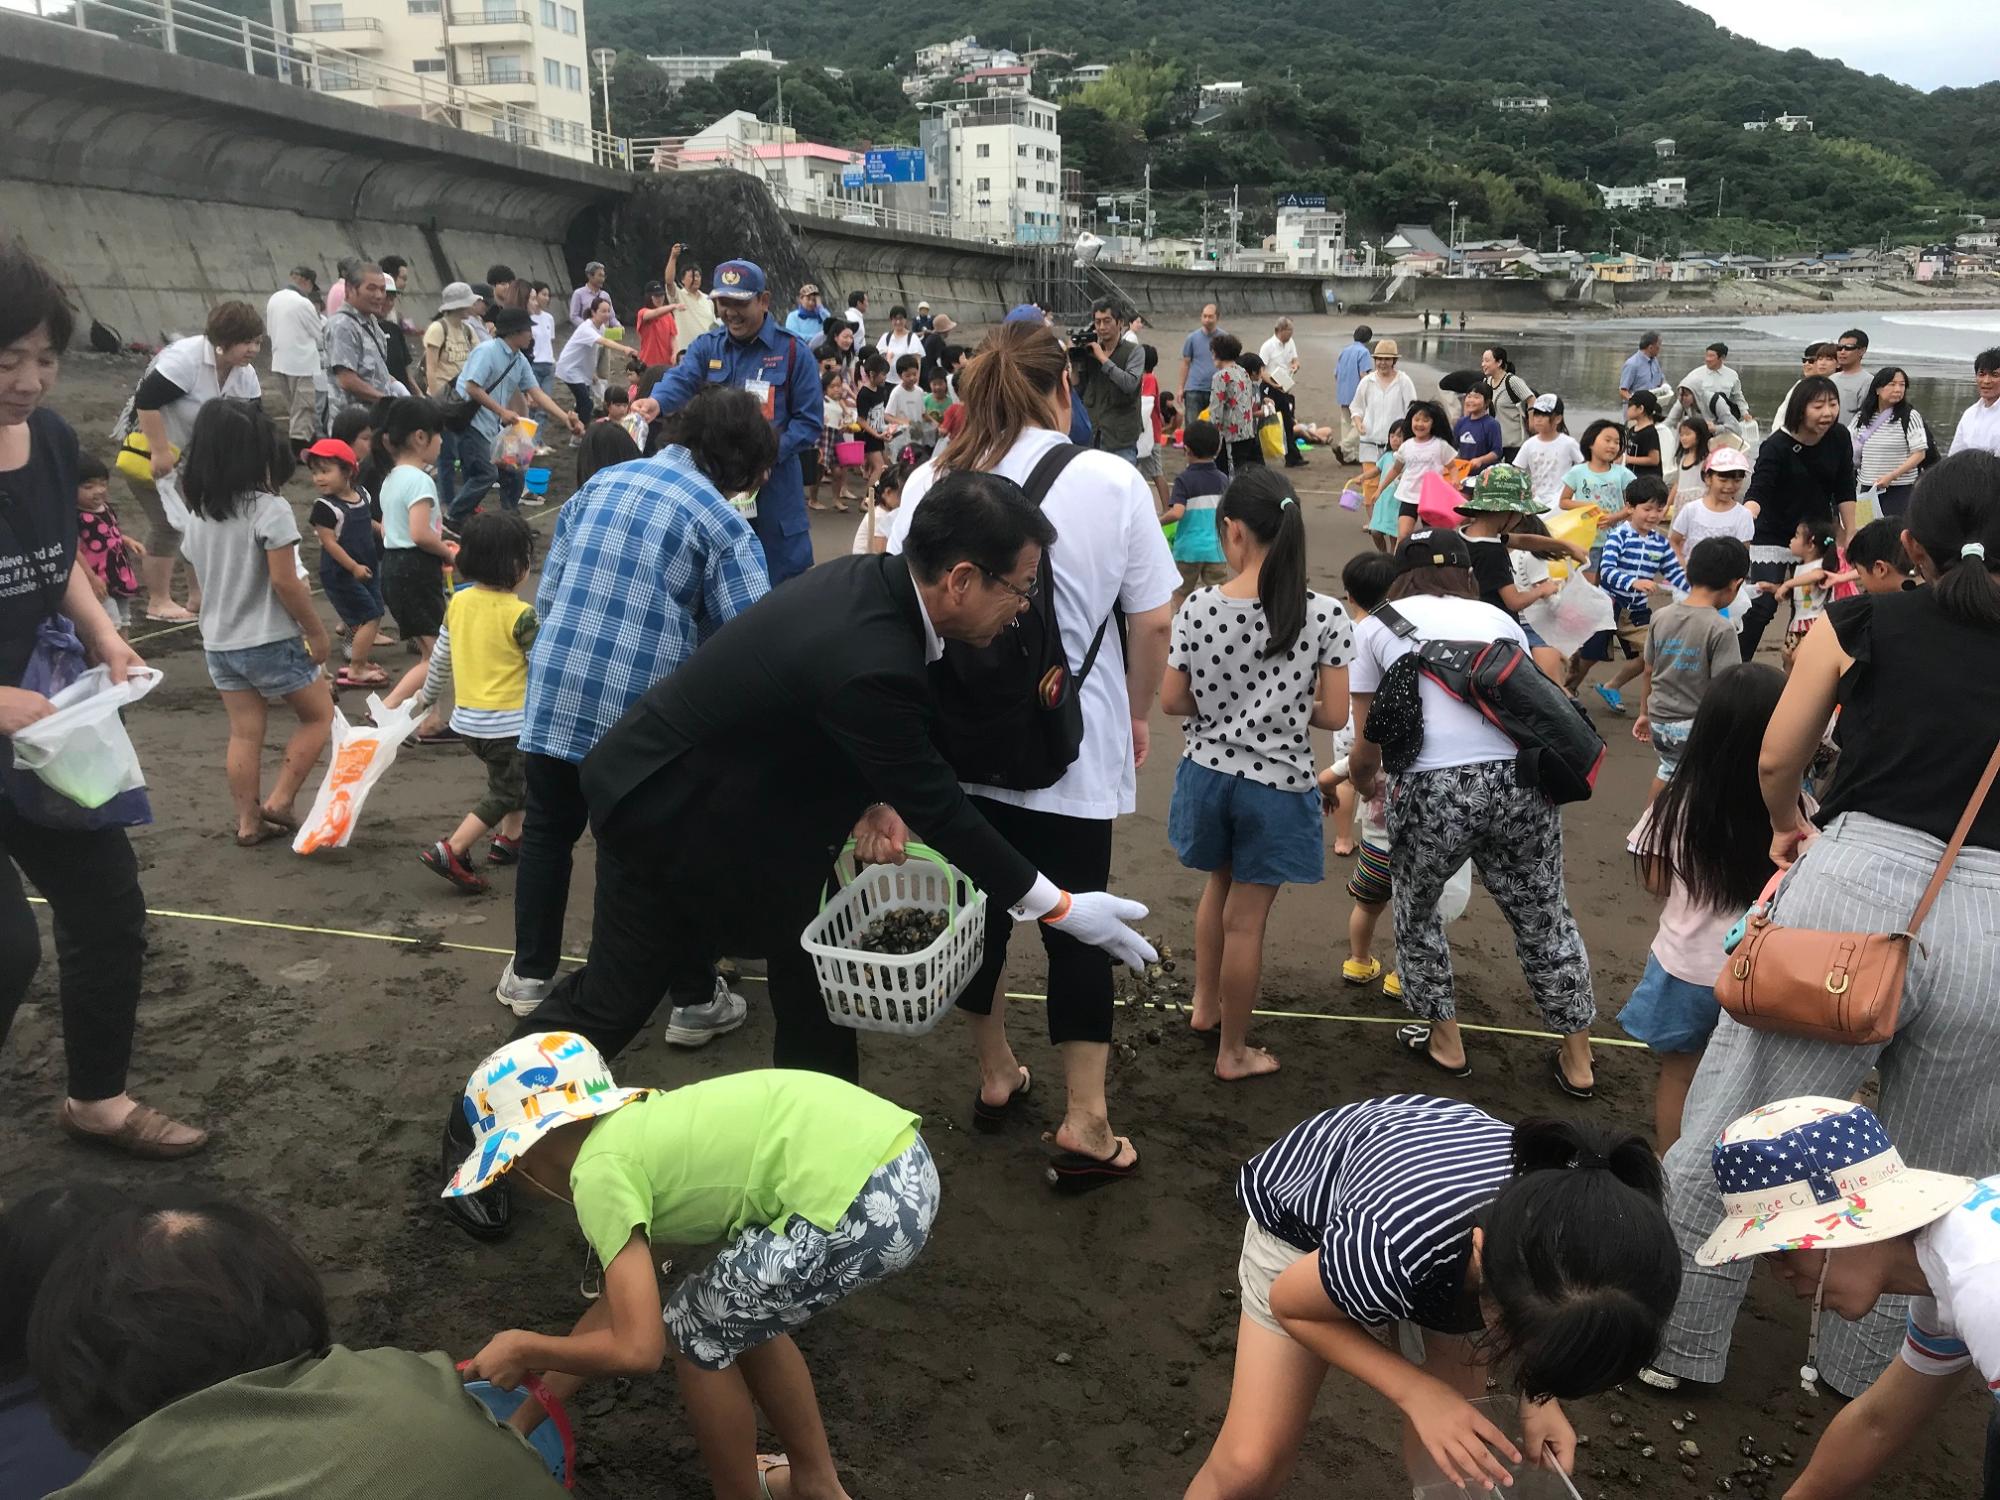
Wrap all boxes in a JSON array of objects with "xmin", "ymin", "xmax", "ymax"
[
  {"xmin": 976, "ymin": 176, "xmax": 990, "ymax": 191},
  {"xmin": 319, "ymin": 62, "xmax": 358, "ymax": 88},
  {"xmin": 539, "ymin": 0, "xmax": 555, "ymax": 22},
  {"xmin": 544, "ymin": 57, "xmax": 560, "ymax": 84},
  {"xmin": 1017, "ymin": 176, "xmax": 1026, "ymax": 189},
  {"xmin": 406, "ymin": 0, "xmax": 440, "ymax": 12},
  {"xmin": 565, "ymin": 63, "xmax": 581, "ymax": 89},
  {"xmin": 976, "ymin": 143, "xmax": 989, "ymax": 158},
  {"xmin": 487, "ymin": 54, "xmax": 523, "ymax": 81},
  {"xmin": 1017, "ymin": 144, "xmax": 1026, "ymax": 156},
  {"xmin": 412, "ymin": 56, "xmax": 446, "ymax": 72},
  {"xmin": 559, "ymin": 4, "xmax": 576, "ymax": 32},
  {"xmin": 308, "ymin": 1, "xmax": 343, "ymax": 24}
]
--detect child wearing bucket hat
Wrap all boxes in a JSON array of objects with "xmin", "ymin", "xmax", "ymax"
[
  {"xmin": 1698, "ymin": 1097, "xmax": 1997, "ymax": 1498},
  {"xmin": 1454, "ymin": 465, "xmax": 1581, "ymax": 681},
  {"xmin": 451, "ymin": 1034, "xmax": 940, "ymax": 1500}
]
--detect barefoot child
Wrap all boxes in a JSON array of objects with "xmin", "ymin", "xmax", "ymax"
[
  {"xmin": 75, "ymin": 454, "xmax": 143, "ymax": 631},
  {"xmin": 1632, "ymin": 535, "xmax": 1750, "ymax": 796},
  {"xmin": 1183, "ymin": 1097, "xmax": 1678, "ymax": 1499},
  {"xmin": 305, "ymin": 438, "xmax": 387, "ymax": 689},
  {"xmin": 175, "ymin": 399, "xmax": 334, "ymax": 846},
  {"xmin": 1621, "ymin": 663, "xmax": 1786, "ymax": 1151},
  {"xmin": 453, "ymin": 1035, "xmax": 940, "ymax": 1500},
  {"xmin": 1161, "ymin": 469, "xmax": 1352, "ymax": 1079},
  {"xmin": 386, "ymin": 510, "xmax": 537, "ymax": 893}
]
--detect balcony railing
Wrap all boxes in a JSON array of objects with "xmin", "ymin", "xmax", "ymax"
[
  {"xmin": 293, "ymin": 15, "xmax": 382, "ymax": 30},
  {"xmin": 446, "ymin": 9, "xmax": 531, "ymax": 23},
  {"xmin": 462, "ymin": 67, "xmax": 532, "ymax": 85}
]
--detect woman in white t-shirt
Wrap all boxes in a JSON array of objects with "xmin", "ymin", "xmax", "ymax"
[
  {"xmin": 554, "ymin": 297, "xmax": 614, "ymax": 422},
  {"xmin": 886, "ymin": 319, "xmax": 1178, "ymax": 1189},
  {"xmin": 1346, "ymin": 529, "xmax": 1596, "ymax": 1090}
]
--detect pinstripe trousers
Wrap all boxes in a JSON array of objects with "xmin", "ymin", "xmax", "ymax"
[{"xmin": 1654, "ymin": 813, "xmax": 2000, "ymax": 1394}]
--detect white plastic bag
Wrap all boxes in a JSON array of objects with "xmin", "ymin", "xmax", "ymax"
[
  {"xmin": 1720, "ymin": 579, "xmax": 1757, "ymax": 635},
  {"xmin": 292, "ymin": 695, "xmax": 421, "ymax": 854},
  {"xmin": 10, "ymin": 667, "xmax": 163, "ymax": 808},
  {"xmin": 1522, "ymin": 572, "xmax": 1617, "ymax": 658},
  {"xmin": 1439, "ymin": 860, "xmax": 1474, "ymax": 924}
]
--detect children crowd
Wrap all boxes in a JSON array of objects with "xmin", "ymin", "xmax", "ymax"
[{"xmin": 5, "ymin": 230, "xmax": 1999, "ymax": 1500}]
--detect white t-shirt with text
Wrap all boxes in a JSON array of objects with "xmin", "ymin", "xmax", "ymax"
[{"xmin": 1515, "ymin": 433, "xmax": 1584, "ymax": 506}]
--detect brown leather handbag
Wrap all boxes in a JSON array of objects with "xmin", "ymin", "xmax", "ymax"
[{"xmin": 1716, "ymin": 741, "xmax": 2000, "ymax": 1046}]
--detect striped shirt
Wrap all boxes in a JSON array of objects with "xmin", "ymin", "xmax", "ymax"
[
  {"xmin": 520, "ymin": 448, "xmax": 769, "ymax": 765},
  {"xmin": 1237, "ymin": 1094, "xmax": 1515, "ymax": 1331},
  {"xmin": 1597, "ymin": 523, "xmax": 1688, "ymax": 621},
  {"xmin": 409, "ymin": 603, "xmax": 539, "ymax": 740},
  {"xmin": 1904, "ymin": 1175, "xmax": 2000, "ymax": 1403}
]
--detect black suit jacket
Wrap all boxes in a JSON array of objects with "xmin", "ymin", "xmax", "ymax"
[{"xmin": 581, "ymin": 552, "xmax": 1039, "ymax": 911}]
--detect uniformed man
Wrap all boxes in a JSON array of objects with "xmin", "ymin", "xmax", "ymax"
[{"xmin": 638, "ymin": 260, "xmax": 822, "ymax": 583}]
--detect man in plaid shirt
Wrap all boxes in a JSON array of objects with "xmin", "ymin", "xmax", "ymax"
[{"xmin": 496, "ymin": 425, "xmax": 771, "ymax": 1030}]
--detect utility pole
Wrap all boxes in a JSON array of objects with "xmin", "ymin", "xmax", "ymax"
[
  {"xmin": 1554, "ymin": 224, "xmax": 1566, "ymax": 253},
  {"xmin": 1716, "ymin": 175, "xmax": 1725, "ymax": 219},
  {"xmin": 592, "ymin": 47, "xmax": 616, "ymax": 144}
]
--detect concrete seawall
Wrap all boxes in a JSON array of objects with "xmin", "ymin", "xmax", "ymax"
[{"xmin": 0, "ymin": 9, "xmax": 626, "ymax": 338}]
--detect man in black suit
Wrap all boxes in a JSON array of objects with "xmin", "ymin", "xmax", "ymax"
[{"xmin": 442, "ymin": 471, "xmax": 1157, "ymax": 1238}]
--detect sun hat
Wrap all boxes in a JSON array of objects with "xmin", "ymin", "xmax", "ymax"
[
  {"xmin": 1703, "ymin": 447, "xmax": 1751, "ymax": 475},
  {"xmin": 1457, "ymin": 463, "xmax": 1546, "ymax": 515},
  {"xmin": 437, "ymin": 281, "xmax": 477, "ymax": 312},
  {"xmin": 302, "ymin": 438, "xmax": 358, "ymax": 466},
  {"xmin": 1372, "ymin": 338, "xmax": 1400, "ymax": 359},
  {"xmin": 1529, "ymin": 392, "xmax": 1563, "ymax": 415},
  {"xmin": 1396, "ymin": 528, "xmax": 1474, "ymax": 572},
  {"xmin": 1695, "ymin": 1097, "xmax": 1974, "ymax": 1268},
  {"xmin": 441, "ymin": 1032, "xmax": 648, "ymax": 1197},
  {"xmin": 917, "ymin": 300, "xmax": 931, "ymax": 309}
]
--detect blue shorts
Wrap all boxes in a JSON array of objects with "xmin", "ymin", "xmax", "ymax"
[
  {"xmin": 205, "ymin": 637, "xmax": 321, "ymax": 697},
  {"xmin": 320, "ymin": 566, "xmax": 385, "ymax": 628},
  {"xmin": 1618, "ymin": 952, "xmax": 1721, "ymax": 1053},
  {"xmin": 1650, "ymin": 716, "xmax": 1694, "ymax": 781},
  {"xmin": 1168, "ymin": 758, "xmax": 1324, "ymax": 887}
]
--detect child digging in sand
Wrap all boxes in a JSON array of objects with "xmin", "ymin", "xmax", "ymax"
[{"xmin": 453, "ymin": 1034, "xmax": 939, "ymax": 1500}]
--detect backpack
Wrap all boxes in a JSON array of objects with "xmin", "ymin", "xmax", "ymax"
[
  {"xmin": 929, "ymin": 443, "xmax": 1112, "ymax": 791},
  {"xmin": 1372, "ymin": 604, "xmax": 1605, "ymax": 804}
]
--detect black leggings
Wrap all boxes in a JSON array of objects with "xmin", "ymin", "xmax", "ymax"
[
  {"xmin": 958, "ymin": 797, "xmax": 1115, "ymax": 1046},
  {"xmin": 1267, "ymin": 386, "xmax": 1298, "ymax": 460},
  {"xmin": 0, "ymin": 806, "xmax": 147, "ymax": 1100}
]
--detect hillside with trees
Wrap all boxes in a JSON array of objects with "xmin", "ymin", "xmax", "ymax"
[{"xmin": 589, "ymin": 0, "xmax": 1996, "ymax": 253}]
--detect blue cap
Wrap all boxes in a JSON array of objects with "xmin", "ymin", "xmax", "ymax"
[
  {"xmin": 1003, "ymin": 303, "xmax": 1047, "ymax": 325},
  {"xmin": 711, "ymin": 260, "xmax": 766, "ymax": 300}
]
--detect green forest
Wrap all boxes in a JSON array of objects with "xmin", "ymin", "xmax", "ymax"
[{"xmin": 588, "ymin": 0, "xmax": 1999, "ymax": 253}]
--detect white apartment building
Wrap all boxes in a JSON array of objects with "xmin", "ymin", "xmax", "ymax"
[
  {"xmin": 1596, "ymin": 176, "xmax": 1687, "ymax": 210},
  {"xmin": 1069, "ymin": 62, "xmax": 1110, "ymax": 85},
  {"xmin": 1491, "ymin": 94, "xmax": 1550, "ymax": 113},
  {"xmin": 297, "ymin": 0, "xmax": 594, "ymax": 157},
  {"xmin": 919, "ymin": 93, "xmax": 1063, "ymax": 244},
  {"xmin": 642, "ymin": 47, "xmax": 831, "ymax": 92},
  {"xmin": 1743, "ymin": 113, "xmax": 1813, "ymax": 132},
  {"xmin": 1272, "ymin": 201, "xmax": 1347, "ymax": 273}
]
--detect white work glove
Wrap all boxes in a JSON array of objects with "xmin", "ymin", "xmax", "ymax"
[{"xmin": 1046, "ymin": 891, "xmax": 1157, "ymax": 968}]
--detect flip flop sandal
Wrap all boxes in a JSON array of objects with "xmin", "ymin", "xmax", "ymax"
[
  {"xmin": 234, "ymin": 823, "xmax": 286, "ymax": 848},
  {"xmin": 1396, "ymin": 1022, "xmax": 1472, "ymax": 1079},
  {"xmin": 971, "ymin": 1065, "xmax": 1032, "ymax": 1133},
  {"xmin": 1043, "ymin": 1132, "xmax": 1139, "ymax": 1193},
  {"xmin": 337, "ymin": 669, "xmax": 390, "ymax": 689},
  {"xmin": 1550, "ymin": 1048, "xmax": 1595, "ymax": 1100},
  {"xmin": 756, "ymin": 1455, "xmax": 789, "ymax": 1500}
]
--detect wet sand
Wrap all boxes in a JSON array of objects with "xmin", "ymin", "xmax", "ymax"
[{"xmin": 0, "ymin": 352, "xmax": 1987, "ymax": 1497}]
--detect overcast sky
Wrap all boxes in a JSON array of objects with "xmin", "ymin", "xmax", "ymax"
[{"xmin": 1680, "ymin": 0, "xmax": 1997, "ymax": 91}]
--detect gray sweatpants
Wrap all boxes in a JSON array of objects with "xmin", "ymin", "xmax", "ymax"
[{"xmin": 1655, "ymin": 812, "xmax": 2000, "ymax": 1393}]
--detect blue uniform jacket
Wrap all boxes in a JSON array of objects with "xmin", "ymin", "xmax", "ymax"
[{"xmin": 652, "ymin": 314, "xmax": 823, "ymax": 583}]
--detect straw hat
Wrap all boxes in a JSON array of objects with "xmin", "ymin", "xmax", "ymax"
[
  {"xmin": 1696, "ymin": 1097, "xmax": 1975, "ymax": 1267},
  {"xmin": 442, "ymin": 1032, "xmax": 647, "ymax": 1197},
  {"xmin": 1373, "ymin": 338, "xmax": 1400, "ymax": 359}
]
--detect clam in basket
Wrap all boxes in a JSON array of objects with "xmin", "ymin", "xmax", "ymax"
[{"xmin": 801, "ymin": 841, "xmax": 987, "ymax": 1036}]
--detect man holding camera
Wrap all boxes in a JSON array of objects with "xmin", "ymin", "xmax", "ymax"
[{"xmin": 1075, "ymin": 296, "xmax": 1146, "ymax": 465}]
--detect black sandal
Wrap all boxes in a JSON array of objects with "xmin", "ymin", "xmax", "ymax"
[
  {"xmin": 1550, "ymin": 1048, "xmax": 1595, "ymax": 1100},
  {"xmin": 1396, "ymin": 1023, "xmax": 1472, "ymax": 1079},
  {"xmin": 1043, "ymin": 1133, "xmax": 1139, "ymax": 1193},
  {"xmin": 971, "ymin": 1066, "xmax": 1032, "ymax": 1133}
]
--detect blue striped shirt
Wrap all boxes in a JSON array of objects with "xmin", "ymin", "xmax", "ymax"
[
  {"xmin": 1238, "ymin": 1094, "xmax": 1515, "ymax": 1331},
  {"xmin": 1597, "ymin": 522, "xmax": 1688, "ymax": 621},
  {"xmin": 520, "ymin": 448, "xmax": 770, "ymax": 764}
]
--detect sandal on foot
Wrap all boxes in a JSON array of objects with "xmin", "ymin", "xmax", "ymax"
[
  {"xmin": 1341, "ymin": 956, "xmax": 1383, "ymax": 986},
  {"xmin": 756, "ymin": 1455, "xmax": 790, "ymax": 1500},
  {"xmin": 1043, "ymin": 1132, "xmax": 1139, "ymax": 1193},
  {"xmin": 971, "ymin": 1065, "xmax": 1032, "ymax": 1133},
  {"xmin": 144, "ymin": 604, "xmax": 198, "ymax": 624},
  {"xmin": 337, "ymin": 667, "xmax": 389, "ymax": 689},
  {"xmin": 413, "ymin": 727, "xmax": 464, "ymax": 747},
  {"xmin": 1550, "ymin": 1048, "xmax": 1595, "ymax": 1100},
  {"xmin": 1396, "ymin": 1023, "xmax": 1472, "ymax": 1079},
  {"xmin": 58, "ymin": 1099, "xmax": 209, "ymax": 1160}
]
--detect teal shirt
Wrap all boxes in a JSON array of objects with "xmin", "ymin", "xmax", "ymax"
[
  {"xmin": 1169, "ymin": 461, "xmax": 1229, "ymax": 563},
  {"xmin": 1562, "ymin": 461, "xmax": 1638, "ymax": 520}
]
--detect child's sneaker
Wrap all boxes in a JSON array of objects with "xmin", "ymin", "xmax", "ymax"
[
  {"xmin": 487, "ymin": 834, "xmax": 522, "ymax": 866},
  {"xmin": 1383, "ymin": 971, "xmax": 1404, "ymax": 1000},
  {"xmin": 1593, "ymin": 684, "xmax": 1626, "ymax": 715},
  {"xmin": 420, "ymin": 840, "xmax": 489, "ymax": 893},
  {"xmin": 1341, "ymin": 957, "xmax": 1383, "ymax": 986}
]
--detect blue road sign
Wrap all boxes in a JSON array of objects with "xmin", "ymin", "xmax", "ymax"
[{"xmin": 863, "ymin": 148, "xmax": 926, "ymax": 184}]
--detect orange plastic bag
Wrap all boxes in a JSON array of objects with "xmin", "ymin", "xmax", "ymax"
[{"xmin": 293, "ymin": 696, "xmax": 421, "ymax": 854}]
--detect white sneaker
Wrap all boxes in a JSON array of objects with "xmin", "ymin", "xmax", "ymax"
[
  {"xmin": 496, "ymin": 959, "xmax": 551, "ymax": 1018},
  {"xmin": 663, "ymin": 976, "xmax": 748, "ymax": 1048}
]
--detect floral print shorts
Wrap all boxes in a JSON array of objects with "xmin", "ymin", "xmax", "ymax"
[{"xmin": 665, "ymin": 1137, "xmax": 940, "ymax": 1371}]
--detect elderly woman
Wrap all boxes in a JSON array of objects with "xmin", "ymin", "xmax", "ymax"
[
  {"xmin": 126, "ymin": 300, "xmax": 264, "ymax": 622},
  {"xmin": 30, "ymin": 1195, "xmax": 567, "ymax": 1495},
  {"xmin": 0, "ymin": 241, "xmax": 204, "ymax": 1158},
  {"xmin": 1643, "ymin": 451, "xmax": 2000, "ymax": 1404}
]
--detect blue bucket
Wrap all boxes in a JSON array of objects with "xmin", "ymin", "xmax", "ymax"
[
  {"xmin": 463, "ymin": 1378, "xmax": 572, "ymax": 1485},
  {"xmin": 523, "ymin": 467, "xmax": 552, "ymax": 495}
]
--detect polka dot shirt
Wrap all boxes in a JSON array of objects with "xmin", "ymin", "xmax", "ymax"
[{"xmin": 1168, "ymin": 588, "xmax": 1353, "ymax": 790}]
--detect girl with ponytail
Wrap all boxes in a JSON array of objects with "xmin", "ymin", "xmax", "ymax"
[
  {"xmin": 1641, "ymin": 447, "xmax": 2000, "ymax": 1399},
  {"xmin": 1186, "ymin": 1095, "xmax": 1677, "ymax": 1499},
  {"xmin": 1159, "ymin": 468, "xmax": 1353, "ymax": 1080}
]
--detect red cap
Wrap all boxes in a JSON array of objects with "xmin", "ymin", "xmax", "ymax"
[{"xmin": 304, "ymin": 438, "xmax": 358, "ymax": 466}]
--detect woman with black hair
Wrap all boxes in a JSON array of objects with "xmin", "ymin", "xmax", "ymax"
[
  {"xmin": 1184, "ymin": 1095, "xmax": 1677, "ymax": 1498},
  {"xmin": 1643, "ymin": 450, "xmax": 2000, "ymax": 1401},
  {"xmin": 28, "ymin": 1196, "xmax": 566, "ymax": 1493},
  {"xmin": 0, "ymin": 239, "xmax": 203, "ymax": 1160},
  {"xmin": 0, "ymin": 1184, "xmax": 120, "ymax": 1490},
  {"xmin": 1851, "ymin": 365, "xmax": 1930, "ymax": 521},
  {"xmin": 1739, "ymin": 375, "xmax": 1858, "ymax": 657},
  {"xmin": 1477, "ymin": 345, "xmax": 1535, "ymax": 458}
]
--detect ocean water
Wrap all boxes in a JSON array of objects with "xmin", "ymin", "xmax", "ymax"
[{"xmin": 1411, "ymin": 306, "xmax": 1997, "ymax": 438}]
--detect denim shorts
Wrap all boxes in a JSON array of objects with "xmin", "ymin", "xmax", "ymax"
[
  {"xmin": 205, "ymin": 637, "xmax": 320, "ymax": 697},
  {"xmin": 1168, "ymin": 757, "xmax": 1325, "ymax": 887},
  {"xmin": 1618, "ymin": 951, "xmax": 1721, "ymax": 1053},
  {"xmin": 1650, "ymin": 716, "xmax": 1694, "ymax": 781},
  {"xmin": 320, "ymin": 566, "xmax": 385, "ymax": 628}
]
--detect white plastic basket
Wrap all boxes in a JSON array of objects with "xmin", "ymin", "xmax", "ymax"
[{"xmin": 801, "ymin": 842, "xmax": 987, "ymax": 1036}]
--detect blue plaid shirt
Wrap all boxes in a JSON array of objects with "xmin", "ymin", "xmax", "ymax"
[{"xmin": 521, "ymin": 448, "xmax": 770, "ymax": 763}]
